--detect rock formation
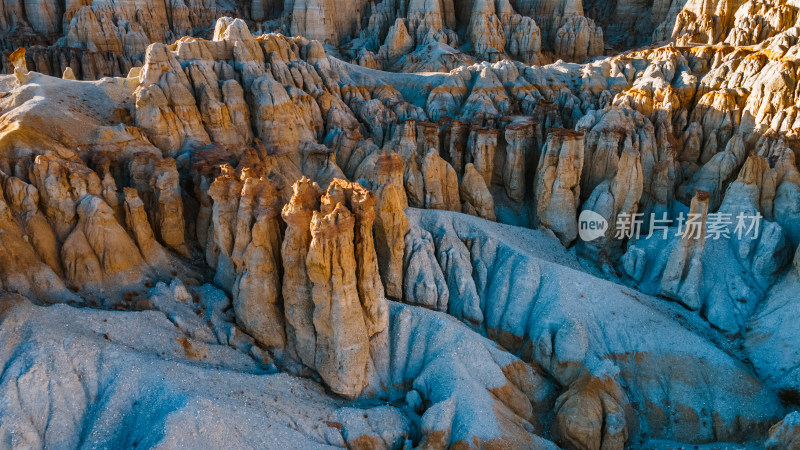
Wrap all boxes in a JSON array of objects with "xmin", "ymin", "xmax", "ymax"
[
  {"xmin": 281, "ymin": 177, "xmax": 321, "ymax": 366},
  {"xmin": 659, "ymin": 190, "xmax": 710, "ymax": 310},
  {"xmin": 307, "ymin": 199, "xmax": 371, "ymax": 398},
  {"xmin": 1, "ymin": 10, "xmax": 800, "ymax": 449},
  {"xmin": 766, "ymin": 412, "xmax": 800, "ymax": 450},
  {"xmin": 231, "ymin": 176, "xmax": 286, "ymax": 350},
  {"xmin": 368, "ymin": 152, "xmax": 409, "ymax": 301},
  {"xmin": 421, "ymin": 148, "xmax": 460, "ymax": 211},
  {"xmin": 150, "ymin": 158, "xmax": 188, "ymax": 256},
  {"xmin": 467, "ymin": 126, "xmax": 498, "ymax": 187},
  {"xmin": 533, "ymin": 128, "xmax": 584, "ymax": 245},
  {"xmin": 503, "ymin": 120, "xmax": 535, "ymax": 202},
  {"xmin": 460, "ymin": 163, "xmax": 496, "ymax": 221}
]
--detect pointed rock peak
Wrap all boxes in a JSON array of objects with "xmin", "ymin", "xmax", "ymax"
[
  {"xmin": 321, "ymin": 180, "xmax": 347, "ymax": 214},
  {"xmin": 736, "ymin": 152, "xmax": 768, "ymax": 185},
  {"xmin": 62, "ymin": 67, "xmax": 76, "ymax": 80},
  {"xmin": 213, "ymin": 17, "xmax": 254, "ymax": 42},
  {"xmin": 77, "ymin": 195, "xmax": 112, "ymax": 219},
  {"xmin": 242, "ymin": 176, "xmax": 280, "ymax": 213},
  {"xmin": 725, "ymin": 134, "xmax": 746, "ymax": 161},
  {"xmin": 282, "ymin": 177, "xmax": 322, "ymax": 223},
  {"xmin": 311, "ymin": 202, "xmax": 355, "ymax": 238},
  {"xmin": 495, "ymin": 0, "xmax": 515, "ymax": 17}
]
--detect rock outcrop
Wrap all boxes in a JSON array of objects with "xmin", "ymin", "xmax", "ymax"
[
  {"xmin": 467, "ymin": 126, "xmax": 498, "ymax": 187},
  {"xmin": 232, "ymin": 176, "xmax": 286, "ymax": 350},
  {"xmin": 503, "ymin": 120, "xmax": 535, "ymax": 202},
  {"xmin": 281, "ymin": 177, "xmax": 321, "ymax": 366},
  {"xmin": 368, "ymin": 153, "xmax": 409, "ymax": 301},
  {"xmin": 554, "ymin": 367, "xmax": 630, "ymax": 450},
  {"xmin": 62, "ymin": 195, "xmax": 146, "ymax": 293},
  {"xmin": 766, "ymin": 412, "xmax": 800, "ymax": 450},
  {"xmin": 659, "ymin": 190, "xmax": 710, "ymax": 311},
  {"xmin": 2, "ymin": 12, "xmax": 800, "ymax": 449},
  {"xmin": 533, "ymin": 129, "xmax": 584, "ymax": 245},
  {"xmin": 460, "ymin": 163, "xmax": 496, "ymax": 221},
  {"xmin": 150, "ymin": 158, "xmax": 188, "ymax": 256},
  {"xmin": 307, "ymin": 199, "xmax": 371, "ymax": 398},
  {"xmin": 403, "ymin": 209, "xmax": 782, "ymax": 447}
]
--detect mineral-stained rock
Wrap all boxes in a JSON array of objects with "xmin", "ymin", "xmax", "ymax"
[
  {"xmin": 467, "ymin": 126, "xmax": 499, "ymax": 187},
  {"xmin": 62, "ymin": 195, "xmax": 145, "ymax": 291},
  {"xmin": 232, "ymin": 176, "xmax": 285, "ymax": 349},
  {"xmin": 9, "ymin": 47, "xmax": 29, "ymax": 84},
  {"xmin": 388, "ymin": 120, "xmax": 425, "ymax": 208},
  {"xmin": 679, "ymin": 133, "xmax": 747, "ymax": 213},
  {"xmin": 2, "ymin": 176, "xmax": 63, "ymax": 276},
  {"xmin": 307, "ymin": 201, "xmax": 370, "ymax": 398},
  {"xmin": 421, "ymin": 148, "xmax": 460, "ymax": 211},
  {"xmin": 766, "ymin": 412, "xmax": 800, "ymax": 450},
  {"xmin": 533, "ymin": 129, "xmax": 584, "ymax": 246},
  {"xmin": 578, "ymin": 143, "xmax": 643, "ymax": 263},
  {"xmin": 406, "ymin": 208, "xmax": 782, "ymax": 446},
  {"xmin": 281, "ymin": 177, "xmax": 321, "ymax": 367},
  {"xmin": 62, "ymin": 67, "xmax": 76, "ymax": 80},
  {"xmin": 4, "ymin": 11, "xmax": 800, "ymax": 448},
  {"xmin": 460, "ymin": 163, "xmax": 496, "ymax": 221},
  {"xmin": 467, "ymin": 0, "xmax": 507, "ymax": 62},
  {"xmin": 416, "ymin": 120, "xmax": 440, "ymax": 156},
  {"xmin": 445, "ymin": 119, "xmax": 470, "ymax": 176},
  {"xmin": 554, "ymin": 365, "xmax": 630, "ymax": 450},
  {"xmin": 376, "ymin": 300, "xmax": 558, "ymax": 448},
  {"xmin": 353, "ymin": 202, "xmax": 391, "ymax": 336},
  {"xmin": 150, "ymin": 158, "xmax": 188, "ymax": 257},
  {"xmin": 326, "ymin": 179, "xmax": 389, "ymax": 337},
  {"xmin": 207, "ymin": 167, "xmax": 243, "ymax": 292},
  {"xmin": 579, "ymin": 108, "xmax": 656, "ymax": 203},
  {"xmin": 624, "ymin": 152, "xmax": 793, "ymax": 333},
  {"xmin": 0, "ymin": 192, "xmax": 75, "ymax": 304},
  {"xmin": 123, "ymin": 187, "xmax": 170, "ymax": 272},
  {"xmin": 382, "ymin": 19, "xmax": 415, "ymax": 63},
  {"xmin": 554, "ymin": 16, "xmax": 604, "ymax": 63},
  {"xmin": 506, "ymin": 14, "xmax": 542, "ymax": 65},
  {"xmin": 289, "ymin": 0, "xmax": 367, "ymax": 45},
  {"xmin": 136, "ymin": 57, "xmax": 212, "ymax": 156},
  {"xmin": 771, "ymin": 146, "xmax": 800, "ymax": 247},
  {"xmin": 28, "ymin": 155, "xmax": 80, "ymax": 242},
  {"xmin": 249, "ymin": 73, "xmax": 322, "ymax": 152},
  {"xmin": 660, "ymin": 190, "xmax": 709, "ymax": 310}
]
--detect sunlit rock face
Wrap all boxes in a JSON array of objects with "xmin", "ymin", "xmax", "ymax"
[{"xmin": 1, "ymin": 5, "xmax": 800, "ymax": 449}]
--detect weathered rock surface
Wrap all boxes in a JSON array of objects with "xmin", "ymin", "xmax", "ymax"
[
  {"xmin": 460, "ymin": 162, "xmax": 496, "ymax": 221},
  {"xmin": 307, "ymin": 200, "xmax": 370, "ymax": 398},
  {"xmin": 533, "ymin": 128, "xmax": 584, "ymax": 245},
  {"xmin": 1, "ymin": 11, "xmax": 800, "ymax": 449},
  {"xmin": 281, "ymin": 177, "xmax": 320, "ymax": 366},
  {"xmin": 404, "ymin": 208, "xmax": 783, "ymax": 447},
  {"xmin": 766, "ymin": 411, "xmax": 800, "ymax": 450}
]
